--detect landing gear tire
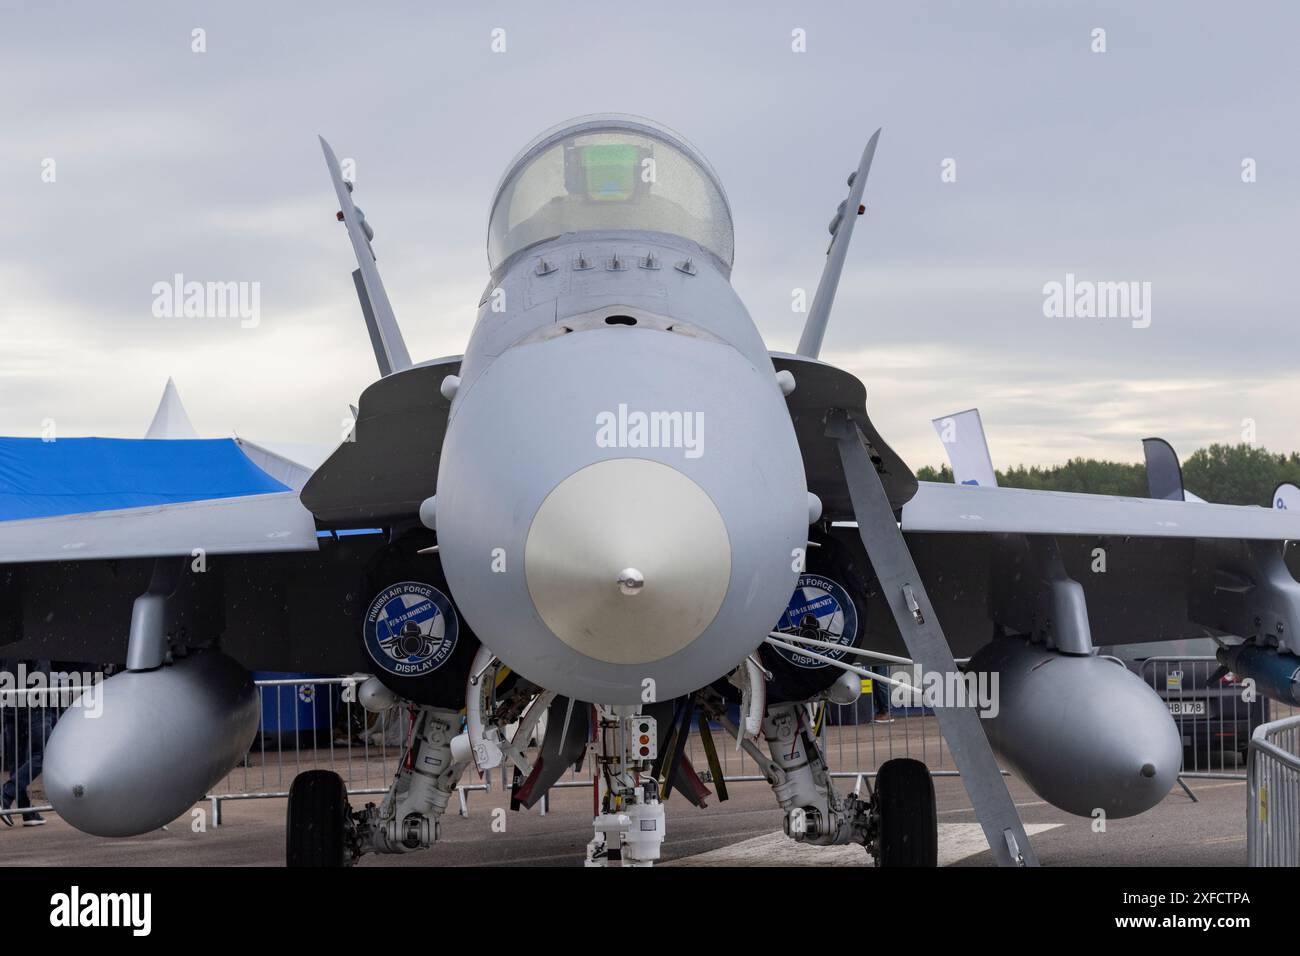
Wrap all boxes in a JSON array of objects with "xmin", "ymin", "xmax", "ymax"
[
  {"xmin": 874, "ymin": 758, "xmax": 937, "ymax": 867},
  {"xmin": 287, "ymin": 770, "xmax": 352, "ymax": 867}
]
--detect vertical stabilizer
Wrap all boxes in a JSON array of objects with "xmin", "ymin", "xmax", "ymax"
[
  {"xmin": 796, "ymin": 129, "xmax": 881, "ymax": 359},
  {"xmin": 320, "ymin": 136, "xmax": 413, "ymax": 377}
]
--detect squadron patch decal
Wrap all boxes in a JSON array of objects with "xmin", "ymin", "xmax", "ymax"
[
  {"xmin": 773, "ymin": 573, "xmax": 859, "ymax": 670},
  {"xmin": 363, "ymin": 581, "xmax": 459, "ymax": 678}
]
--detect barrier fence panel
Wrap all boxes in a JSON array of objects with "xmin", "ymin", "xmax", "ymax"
[
  {"xmin": 0, "ymin": 671, "xmax": 989, "ymax": 826},
  {"xmin": 12, "ymin": 665, "xmax": 1298, "ymax": 829},
  {"xmin": 1247, "ymin": 714, "xmax": 1300, "ymax": 866},
  {"xmin": 554, "ymin": 670, "xmax": 968, "ymax": 795},
  {"xmin": 173, "ymin": 663, "xmax": 1300, "ymax": 824},
  {"xmin": 1137, "ymin": 656, "xmax": 1300, "ymax": 781},
  {"xmin": 0, "ymin": 677, "xmax": 89, "ymax": 823},
  {"xmin": 213, "ymin": 673, "xmax": 967, "ymax": 819},
  {"xmin": 207, "ymin": 676, "xmax": 401, "ymax": 824}
]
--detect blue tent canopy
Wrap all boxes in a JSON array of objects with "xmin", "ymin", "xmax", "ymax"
[{"xmin": 0, "ymin": 437, "xmax": 290, "ymax": 522}]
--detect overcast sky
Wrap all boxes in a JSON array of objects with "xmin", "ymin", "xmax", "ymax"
[{"xmin": 2, "ymin": 1, "xmax": 1297, "ymax": 471}]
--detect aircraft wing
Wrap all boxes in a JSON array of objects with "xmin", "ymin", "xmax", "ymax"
[
  {"xmin": 771, "ymin": 352, "xmax": 916, "ymax": 516},
  {"xmin": 900, "ymin": 481, "xmax": 1300, "ymax": 540},
  {"xmin": 303, "ymin": 351, "xmax": 901, "ymax": 528},
  {"xmin": 0, "ymin": 491, "xmax": 319, "ymax": 564},
  {"xmin": 301, "ymin": 355, "xmax": 461, "ymax": 527},
  {"xmin": 0, "ymin": 436, "xmax": 321, "ymax": 564}
]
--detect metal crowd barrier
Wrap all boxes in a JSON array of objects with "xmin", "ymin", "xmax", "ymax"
[
  {"xmin": 543, "ymin": 669, "xmax": 973, "ymax": 797},
  {"xmin": 1139, "ymin": 656, "xmax": 1261, "ymax": 780},
  {"xmin": 0, "ymin": 678, "xmax": 82, "ymax": 823},
  {"xmin": 209, "ymin": 672, "xmax": 963, "ymax": 823},
  {"xmin": 209, "ymin": 676, "xmax": 389, "ymax": 825},
  {"xmin": 1247, "ymin": 714, "xmax": 1300, "ymax": 866},
  {"xmin": 182, "ymin": 661, "xmax": 1300, "ymax": 823},
  {"xmin": 16, "ymin": 662, "xmax": 1295, "ymax": 830},
  {"xmin": 0, "ymin": 669, "xmax": 997, "ymax": 827}
]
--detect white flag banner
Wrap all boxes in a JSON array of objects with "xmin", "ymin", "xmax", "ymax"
[
  {"xmin": 932, "ymin": 408, "xmax": 997, "ymax": 488},
  {"xmin": 1273, "ymin": 482, "xmax": 1300, "ymax": 511}
]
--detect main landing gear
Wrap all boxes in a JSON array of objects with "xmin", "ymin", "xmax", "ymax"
[
  {"xmin": 872, "ymin": 756, "xmax": 938, "ymax": 867},
  {"xmin": 286, "ymin": 703, "xmax": 470, "ymax": 867},
  {"xmin": 696, "ymin": 687, "xmax": 937, "ymax": 867},
  {"xmin": 283, "ymin": 690, "xmax": 937, "ymax": 867}
]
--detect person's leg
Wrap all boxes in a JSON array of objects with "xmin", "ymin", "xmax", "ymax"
[
  {"xmin": 2, "ymin": 713, "xmax": 20, "ymax": 806},
  {"xmin": 12, "ymin": 755, "xmax": 34, "ymax": 806},
  {"xmin": 0, "ymin": 712, "xmax": 16, "ymax": 825},
  {"xmin": 1, "ymin": 723, "xmax": 23, "ymax": 827},
  {"xmin": 871, "ymin": 666, "xmax": 893, "ymax": 722},
  {"xmin": 1, "ymin": 713, "xmax": 15, "ymax": 788},
  {"xmin": 12, "ymin": 710, "xmax": 52, "ymax": 823},
  {"xmin": 11, "ymin": 753, "xmax": 45, "ymax": 824},
  {"xmin": 0, "ymin": 771, "xmax": 11, "ymax": 826}
]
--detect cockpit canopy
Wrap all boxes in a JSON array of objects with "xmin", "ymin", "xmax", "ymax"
[{"xmin": 488, "ymin": 114, "xmax": 734, "ymax": 271}]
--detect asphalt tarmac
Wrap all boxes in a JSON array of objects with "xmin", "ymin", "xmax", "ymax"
[{"xmin": 0, "ymin": 771, "xmax": 1250, "ymax": 867}]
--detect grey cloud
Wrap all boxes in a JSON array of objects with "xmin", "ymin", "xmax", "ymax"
[{"xmin": 1, "ymin": 0, "xmax": 1296, "ymax": 467}]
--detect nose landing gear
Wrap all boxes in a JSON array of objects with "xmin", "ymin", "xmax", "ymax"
[{"xmin": 586, "ymin": 707, "xmax": 666, "ymax": 867}]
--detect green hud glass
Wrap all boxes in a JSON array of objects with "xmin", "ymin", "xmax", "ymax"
[{"xmin": 565, "ymin": 143, "xmax": 647, "ymax": 202}]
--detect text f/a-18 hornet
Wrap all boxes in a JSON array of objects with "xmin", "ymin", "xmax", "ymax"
[{"xmin": 6, "ymin": 114, "xmax": 1300, "ymax": 867}]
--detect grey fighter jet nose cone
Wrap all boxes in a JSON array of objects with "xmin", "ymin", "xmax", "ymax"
[
  {"xmin": 434, "ymin": 324, "xmax": 808, "ymax": 705},
  {"xmin": 525, "ymin": 458, "xmax": 731, "ymax": 665}
]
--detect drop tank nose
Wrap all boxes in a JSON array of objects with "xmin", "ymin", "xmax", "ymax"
[
  {"xmin": 967, "ymin": 637, "xmax": 1182, "ymax": 818},
  {"xmin": 44, "ymin": 651, "xmax": 260, "ymax": 837}
]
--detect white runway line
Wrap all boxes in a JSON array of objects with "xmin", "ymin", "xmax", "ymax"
[{"xmin": 666, "ymin": 823, "xmax": 1062, "ymax": 867}]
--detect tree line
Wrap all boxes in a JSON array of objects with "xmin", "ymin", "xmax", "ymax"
[{"xmin": 914, "ymin": 443, "xmax": 1300, "ymax": 506}]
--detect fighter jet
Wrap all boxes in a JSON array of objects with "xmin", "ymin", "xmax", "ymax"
[{"xmin": 7, "ymin": 114, "xmax": 1300, "ymax": 867}]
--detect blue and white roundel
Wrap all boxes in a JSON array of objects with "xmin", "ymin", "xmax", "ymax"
[
  {"xmin": 774, "ymin": 574, "xmax": 858, "ymax": 670},
  {"xmin": 363, "ymin": 582, "xmax": 459, "ymax": 678}
]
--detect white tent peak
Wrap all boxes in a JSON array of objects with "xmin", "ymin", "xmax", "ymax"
[{"xmin": 144, "ymin": 377, "xmax": 200, "ymax": 439}]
